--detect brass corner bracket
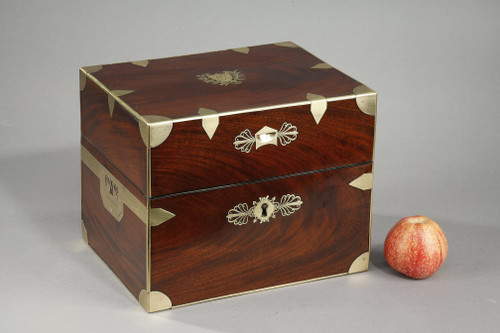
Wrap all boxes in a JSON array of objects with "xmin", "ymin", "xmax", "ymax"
[
  {"xmin": 139, "ymin": 115, "xmax": 173, "ymax": 148},
  {"xmin": 353, "ymin": 85, "xmax": 377, "ymax": 116},
  {"xmin": 150, "ymin": 208, "xmax": 176, "ymax": 227},
  {"xmin": 274, "ymin": 41, "xmax": 299, "ymax": 48},
  {"xmin": 306, "ymin": 93, "xmax": 328, "ymax": 124},
  {"xmin": 198, "ymin": 108, "xmax": 219, "ymax": 140},
  {"xmin": 108, "ymin": 90, "xmax": 134, "ymax": 118},
  {"xmin": 348, "ymin": 252, "xmax": 370, "ymax": 274},
  {"xmin": 139, "ymin": 290, "xmax": 172, "ymax": 313},
  {"xmin": 79, "ymin": 65, "xmax": 103, "ymax": 91},
  {"xmin": 349, "ymin": 172, "xmax": 373, "ymax": 191},
  {"xmin": 131, "ymin": 60, "xmax": 149, "ymax": 67},
  {"xmin": 232, "ymin": 47, "xmax": 250, "ymax": 54}
]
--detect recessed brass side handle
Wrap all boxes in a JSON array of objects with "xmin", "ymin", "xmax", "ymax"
[{"xmin": 233, "ymin": 122, "xmax": 298, "ymax": 153}]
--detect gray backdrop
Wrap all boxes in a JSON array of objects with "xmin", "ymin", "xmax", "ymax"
[{"xmin": 1, "ymin": 1, "xmax": 499, "ymax": 332}]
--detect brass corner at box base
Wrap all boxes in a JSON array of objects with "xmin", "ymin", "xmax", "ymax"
[
  {"xmin": 81, "ymin": 220, "xmax": 88, "ymax": 244},
  {"xmin": 348, "ymin": 252, "xmax": 370, "ymax": 274},
  {"xmin": 139, "ymin": 290, "xmax": 172, "ymax": 313}
]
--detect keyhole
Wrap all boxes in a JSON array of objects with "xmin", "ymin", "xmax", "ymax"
[{"xmin": 261, "ymin": 203, "xmax": 268, "ymax": 217}]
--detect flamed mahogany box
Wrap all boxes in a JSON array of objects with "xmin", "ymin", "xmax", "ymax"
[{"xmin": 80, "ymin": 42, "xmax": 377, "ymax": 312}]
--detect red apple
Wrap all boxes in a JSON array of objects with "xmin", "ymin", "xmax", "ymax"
[{"xmin": 384, "ymin": 215, "xmax": 448, "ymax": 279}]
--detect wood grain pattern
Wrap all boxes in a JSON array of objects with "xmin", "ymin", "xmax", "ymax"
[
  {"xmin": 90, "ymin": 43, "xmax": 361, "ymax": 120},
  {"xmin": 150, "ymin": 163, "xmax": 372, "ymax": 306},
  {"xmin": 151, "ymin": 98, "xmax": 374, "ymax": 196},
  {"xmin": 80, "ymin": 78, "xmax": 147, "ymax": 195},
  {"xmin": 81, "ymin": 159, "xmax": 146, "ymax": 299}
]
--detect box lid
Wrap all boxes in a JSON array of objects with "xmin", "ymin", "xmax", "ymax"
[
  {"xmin": 81, "ymin": 42, "xmax": 364, "ymax": 122},
  {"xmin": 80, "ymin": 42, "xmax": 376, "ymax": 198}
]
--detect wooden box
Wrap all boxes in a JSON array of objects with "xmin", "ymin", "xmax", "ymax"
[{"xmin": 80, "ymin": 42, "xmax": 376, "ymax": 312}]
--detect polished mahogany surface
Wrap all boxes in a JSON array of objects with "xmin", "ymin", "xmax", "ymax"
[
  {"xmin": 150, "ymin": 163, "xmax": 372, "ymax": 306},
  {"xmin": 89, "ymin": 43, "xmax": 362, "ymax": 120},
  {"xmin": 151, "ymin": 98, "xmax": 374, "ymax": 196}
]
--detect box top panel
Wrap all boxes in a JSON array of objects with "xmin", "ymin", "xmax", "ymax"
[{"xmin": 80, "ymin": 42, "xmax": 362, "ymax": 122}]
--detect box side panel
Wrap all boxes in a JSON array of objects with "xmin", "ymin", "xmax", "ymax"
[
  {"xmin": 81, "ymin": 138, "xmax": 145, "ymax": 203},
  {"xmin": 151, "ymin": 98, "xmax": 374, "ymax": 196},
  {"xmin": 81, "ymin": 144, "xmax": 147, "ymax": 300},
  {"xmin": 150, "ymin": 163, "xmax": 372, "ymax": 306},
  {"xmin": 80, "ymin": 75, "xmax": 147, "ymax": 194}
]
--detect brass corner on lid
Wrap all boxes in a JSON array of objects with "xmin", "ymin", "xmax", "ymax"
[
  {"xmin": 353, "ymin": 85, "xmax": 377, "ymax": 116},
  {"xmin": 108, "ymin": 90, "xmax": 134, "ymax": 118},
  {"xmin": 139, "ymin": 115, "xmax": 173, "ymax": 148},
  {"xmin": 198, "ymin": 108, "xmax": 219, "ymax": 140},
  {"xmin": 232, "ymin": 47, "xmax": 250, "ymax": 54},
  {"xmin": 306, "ymin": 93, "xmax": 327, "ymax": 124},
  {"xmin": 79, "ymin": 65, "xmax": 103, "ymax": 91},
  {"xmin": 311, "ymin": 63, "xmax": 333, "ymax": 69},
  {"xmin": 131, "ymin": 60, "xmax": 149, "ymax": 67},
  {"xmin": 139, "ymin": 290, "xmax": 172, "ymax": 313},
  {"xmin": 348, "ymin": 252, "xmax": 370, "ymax": 274},
  {"xmin": 274, "ymin": 41, "xmax": 299, "ymax": 48},
  {"xmin": 349, "ymin": 172, "xmax": 373, "ymax": 191}
]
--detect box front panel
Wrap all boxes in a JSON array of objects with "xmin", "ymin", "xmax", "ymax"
[
  {"xmin": 151, "ymin": 98, "xmax": 374, "ymax": 196},
  {"xmin": 150, "ymin": 163, "xmax": 372, "ymax": 307}
]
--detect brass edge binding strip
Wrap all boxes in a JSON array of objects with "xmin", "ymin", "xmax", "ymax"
[
  {"xmin": 81, "ymin": 145, "xmax": 148, "ymax": 225},
  {"xmin": 171, "ymin": 271, "xmax": 348, "ymax": 310},
  {"xmin": 146, "ymin": 146, "xmax": 151, "ymax": 298},
  {"xmin": 368, "ymin": 88, "xmax": 378, "ymax": 257}
]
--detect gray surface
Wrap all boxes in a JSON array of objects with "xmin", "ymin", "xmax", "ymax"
[{"xmin": 1, "ymin": 1, "xmax": 499, "ymax": 332}]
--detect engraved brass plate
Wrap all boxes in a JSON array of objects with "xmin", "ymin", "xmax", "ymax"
[
  {"xmin": 233, "ymin": 122, "xmax": 298, "ymax": 153},
  {"xmin": 99, "ymin": 168, "xmax": 124, "ymax": 222},
  {"xmin": 197, "ymin": 69, "xmax": 245, "ymax": 86},
  {"xmin": 227, "ymin": 194, "xmax": 303, "ymax": 225}
]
